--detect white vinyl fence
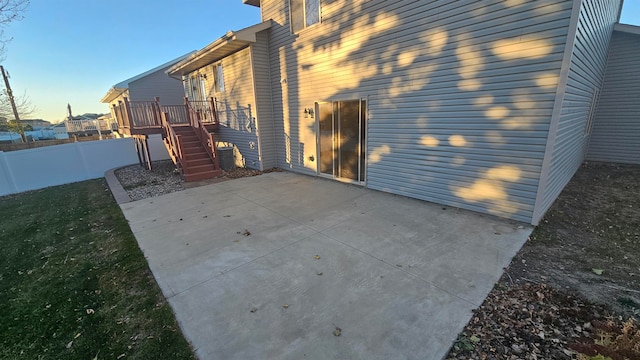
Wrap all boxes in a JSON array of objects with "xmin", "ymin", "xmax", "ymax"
[{"xmin": 0, "ymin": 135, "xmax": 169, "ymax": 196}]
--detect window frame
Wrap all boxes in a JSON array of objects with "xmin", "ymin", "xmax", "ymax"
[
  {"xmin": 289, "ymin": 0, "xmax": 320, "ymax": 33},
  {"xmin": 213, "ymin": 63, "xmax": 225, "ymax": 93}
]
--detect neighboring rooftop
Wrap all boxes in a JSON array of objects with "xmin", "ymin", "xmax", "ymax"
[
  {"xmin": 101, "ymin": 51, "xmax": 196, "ymax": 103},
  {"xmin": 614, "ymin": 22, "xmax": 640, "ymax": 34}
]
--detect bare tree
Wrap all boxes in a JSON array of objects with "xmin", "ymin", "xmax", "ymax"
[
  {"xmin": 0, "ymin": 89, "xmax": 34, "ymax": 120},
  {"xmin": 0, "ymin": 0, "xmax": 29, "ymax": 59}
]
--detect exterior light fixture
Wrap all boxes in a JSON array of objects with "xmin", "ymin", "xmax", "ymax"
[{"xmin": 304, "ymin": 108, "xmax": 314, "ymax": 118}]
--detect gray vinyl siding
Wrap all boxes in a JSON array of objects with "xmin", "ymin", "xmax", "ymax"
[
  {"xmin": 537, "ymin": 0, "xmax": 621, "ymax": 221},
  {"xmin": 187, "ymin": 47, "xmax": 262, "ymax": 170},
  {"xmin": 262, "ymin": 0, "xmax": 573, "ymax": 222},
  {"xmin": 251, "ymin": 31, "xmax": 278, "ymax": 170},
  {"xmin": 128, "ymin": 67, "xmax": 185, "ymax": 104},
  {"xmin": 587, "ymin": 30, "xmax": 640, "ymax": 164}
]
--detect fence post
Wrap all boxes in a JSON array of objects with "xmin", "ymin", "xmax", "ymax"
[
  {"xmin": 112, "ymin": 104, "xmax": 122, "ymax": 129},
  {"xmin": 153, "ymin": 96, "xmax": 161, "ymax": 127},
  {"xmin": 184, "ymin": 97, "xmax": 192, "ymax": 127},
  {"xmin": 209, "ymin": 97, "xmax": 219, "ymax": 128},
  {"xmin": 123, "ymin": 97, "xmax": 133, "ymax": 129}
]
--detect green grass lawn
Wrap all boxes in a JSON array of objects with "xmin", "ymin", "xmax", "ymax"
[{"xmin": 0, "ymin": 180, "xmax": 194, "ymax": 360}]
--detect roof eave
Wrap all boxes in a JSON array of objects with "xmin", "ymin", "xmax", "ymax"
[
  {"xmin": 168, "ymin": 20, "xmax": 272, "ymax": 77},
  {"xmin": 100, "ymin": 87, "xmax": 128, "ymax": 103},
  {"xmin": 614, "ymin": 23, "xmax": 640, "ymax": 35},
  {"xmin": 243, "ymin": 0, "xmax": 260, "ymax": 7}
]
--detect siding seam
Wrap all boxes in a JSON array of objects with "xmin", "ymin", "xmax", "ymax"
[{"xmin": 531, "ymin": 0, "xmax": 583, "ymax": 225}]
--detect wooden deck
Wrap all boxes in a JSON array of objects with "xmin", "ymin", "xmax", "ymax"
[{"xmin": 112, "ymin": 97, "xmax": 222, "ymax": 181}]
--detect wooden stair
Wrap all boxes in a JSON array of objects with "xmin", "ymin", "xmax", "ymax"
[{"xmin": 171, "ymin": 126, "xmax": 221, "ymax": 182}]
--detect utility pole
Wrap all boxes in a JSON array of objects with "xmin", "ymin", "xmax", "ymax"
[{"xmin": 0, "ymin": 66, "xmax": 25, "ymax": 142}]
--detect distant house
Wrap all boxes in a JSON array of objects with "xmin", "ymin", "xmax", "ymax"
[
  {"xmin": 52, "ymin": 122, "xmax": 69, "ymax": 139},
  {"xmin": 122, "ymin": 0, "xmax": 639, "ymax": 225},
  {"xmin": 586, "ymin": 24, "xmax": 640, "ymax": 165},
  {"xmin": 101, "ymin": 52, "xmax": 196, "ymax": 111},
  {"xmin": 20, "ymin": 119, "xmax": 52, "ymax": 130}
]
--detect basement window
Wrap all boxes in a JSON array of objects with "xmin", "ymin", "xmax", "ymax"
[{"xmin": 290, "ymin": 0, "xmax": 320, "ymax": 33}]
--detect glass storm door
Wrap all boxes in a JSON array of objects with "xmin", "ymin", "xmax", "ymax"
[{"xmin": 317, "ymin": 99, "xmax": 366, "ymax": 183}]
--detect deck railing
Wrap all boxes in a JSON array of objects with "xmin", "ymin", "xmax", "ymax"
[
  {"xmin": 128, "ymin": 101, "xmax": 161, "ymax": 127},
  {"xmin": 189, "ymin": 99, "xmax": 218, "ymax": 126},
  {"xmin": 161, "ymin": 111, "xmax": 183, "ymax": 170},
  {"xmin": 111, "ymin": 97, "xmax": 219, "ymax": 132},
  {"xmin": 162, "ymin": 104, "xmax": 190, "ymax": 124},
  {"xmin": 65, "ymin": 119, "xmax": 118, "ymax": 133}
]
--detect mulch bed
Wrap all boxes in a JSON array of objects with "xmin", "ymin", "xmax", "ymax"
[
  {"xmin": 447, "ymin": 282, "xmax": 639, "ymax": 359},
  {"xmin": 446, "ymin": 163, "xmax": 640, "ymax": 360}
]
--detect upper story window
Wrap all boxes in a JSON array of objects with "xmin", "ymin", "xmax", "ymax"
[
  {"xmin": 290, "ymin": 0, "xmax": 319, "ymax": 33},
  {"xmin": 187, "ymin": 75, "xmax": 207, "ymax": 101},
  {"xmin": 213, "ymin": 63, "xmax": 225, "ymax": 93}
]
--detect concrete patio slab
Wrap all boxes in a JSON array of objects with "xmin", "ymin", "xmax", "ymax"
[{"xmin": 119, "ymin": 172, "xmax": 532, "ymax": 359}]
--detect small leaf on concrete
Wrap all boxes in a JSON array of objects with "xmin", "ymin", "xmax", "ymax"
[
  {"xmin": 592, "ymin": 268, "xmax": 604, "ymax": 275},
  {"xmin": 314, "ymin": 255, "xmax": 321, "ymax": 260},
  {"xmin": 333, "ymin": 327, "xmax": 342, "ymax": 336}
]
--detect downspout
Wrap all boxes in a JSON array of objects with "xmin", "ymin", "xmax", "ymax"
[
  {"xmin": 248, "ymin": 44, "xmax": 262, "ymax": 170},
  {"xmin": 531, "ymin": 0, "xmax": 583, "ymax": 225}
]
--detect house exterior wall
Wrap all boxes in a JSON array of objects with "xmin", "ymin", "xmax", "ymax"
[
  {"xmin": 251, "ymin": 31, "xmax": 278, "ymax": 169},
  {"xmin": 261, "ymin": 0, "xmax": 575, "ymax": 223},
  {"xmin": 128, "ymin": 67, "xmax": 185, "ymax": 104},
  {"xmin": 106, "ymin": 90, "xmax": 130, "ymax": 122},
  {"xmin": 587, "ymin": 30, "xmax": 640, "ymax": 165},
  {"xmin": 185, "ymin": 47, "xmax": 264, "ymax": 169},
  {"xmin": 534, "ymin": 0, "xmax": 621, "ymax": 223}
]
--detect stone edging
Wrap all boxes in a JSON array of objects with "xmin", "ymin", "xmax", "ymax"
[{"xmin": 104, "ymin": 168, "xmax": 132, "ymax": 204}]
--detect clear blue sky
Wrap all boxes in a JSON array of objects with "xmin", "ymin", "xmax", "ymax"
[
  {"xmin": 2, "ymin": 0, "xmax": 260, "ymax": 122},
  {"xmin": 1, "ymin": 1, "xmax": 639, "ymax": 122}
]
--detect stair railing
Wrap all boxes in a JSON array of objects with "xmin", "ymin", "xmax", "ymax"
[
  {"xmin": 185, "ymin": 97, "xmax": 220, "ymax": 170},
  {"xmin": 160, "ymin": 111, "xmax": 184, "ymax": 171}
]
